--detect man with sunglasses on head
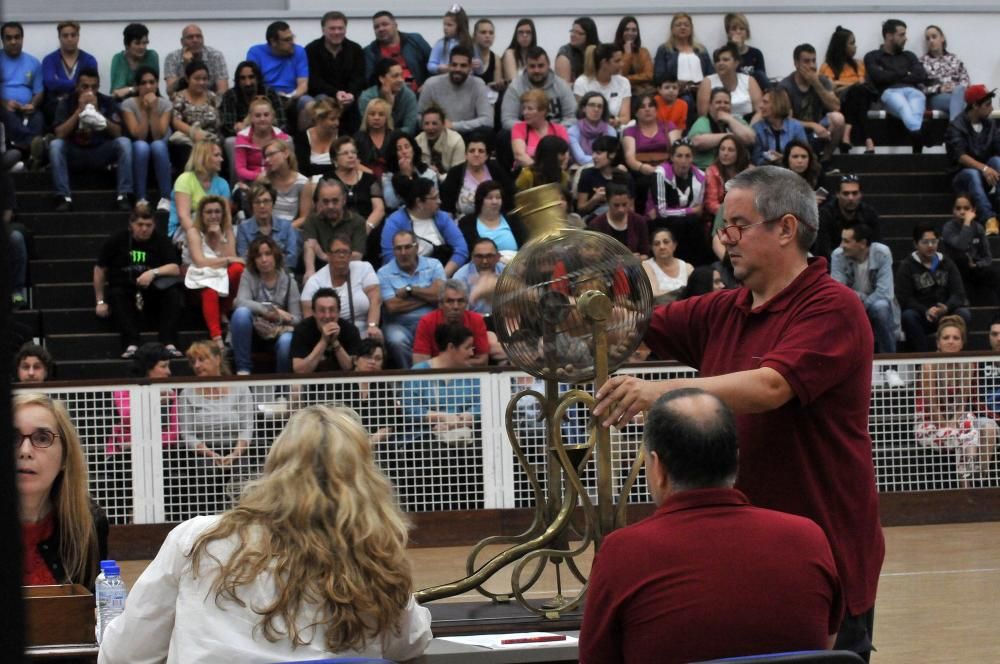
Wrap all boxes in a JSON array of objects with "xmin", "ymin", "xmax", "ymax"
[
  {"xmin": 813, "ymin": 173, "xmax": 882, "ymax": 263},
  {"xmin": 595, "ymin": 165, "xmax": 884, "ymax": 662},
  {"xmin": 945, "ymin": 84, "xmax": 1000, "ymax": 235}
]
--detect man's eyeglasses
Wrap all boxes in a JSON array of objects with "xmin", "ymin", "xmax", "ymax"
[
  {"xmin": 15, "ymin": 429, "xmax": 59, "ymax": 449},
  {"xmin": 717, "ymin": 216, "xmax": 782, "ymax": 243},
  {"xmin": 918, "ymin": 238, "xmax": 939, "ymax": 246}
]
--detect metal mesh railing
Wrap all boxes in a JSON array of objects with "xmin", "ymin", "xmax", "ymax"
[{"xmin": 15, "ymin": 356, "xmax": 1000, "ymax": 525}]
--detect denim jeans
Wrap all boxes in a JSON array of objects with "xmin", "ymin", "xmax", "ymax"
[
  {"xmin": 953, "ymin": 155, "xmax": 1000, "ymax": 220},
  {"xmin": 865, "ymin": 298, "xmax": 896, "ymax": 354},
  {"xmin": 230, "ymin": 306, "xmax": 293, "ymax": 374},
  {"xmin": 8, "ymin": 227, "xmax": 27, "ymax": 291},
  {"xmin": 928, "ymin": 87, "xmax": 966, "ymax": 121},
  {"xmin": 880, "ymin": 87, "xmax": 925, "ymax": 132},
  {"xmin": 132, "ymin": 138, "xmax": 172, "ymax": 201},
  {"xmin": 0, "ymin": 106, "xmax": 43, "ymax": 147},
  {"xmin": 384, "ymin": 319, "xmax": 418, "ymax": 370},
  {"xmin": 49, "ymin": 136, "xmax": 133, "ymax": 197}
]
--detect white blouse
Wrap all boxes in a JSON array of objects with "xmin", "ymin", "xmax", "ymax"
[{"xmin": 98, "ymin": 515, "xmax": 432, "ymax": 664}]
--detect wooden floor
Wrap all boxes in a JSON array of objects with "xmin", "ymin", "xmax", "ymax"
[{"xmin": 120, "ymin": 521, "xmax": 1000, "ymax": 663}]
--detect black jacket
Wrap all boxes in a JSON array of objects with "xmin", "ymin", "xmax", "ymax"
[
  {"xmin": 863, "ymin": 48, "xmax": 927, "ymax": 92},
  {"xmin": 439, "ymin": 160, "xmax": 515, "ymax": 215},
  {"xmin": 894, "ymin": 252, "xmax": 968, "ymax": 315},
  {"xmin": 814, "ymin": 199, "xmax": 881, "ymax": 264},
  {"xmin": 38, "ymin": 500, "xmax": 109, "ymax": 591},
  {"xmin": 305, "ymin": 37, "xmax": 366, "ymax": 101},
  {"xmin": 945, "ymin": 113, "xmax": 1000, "ymax": 173}
]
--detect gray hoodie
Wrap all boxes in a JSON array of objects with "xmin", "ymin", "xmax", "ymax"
[{"xmin": 501, "ymin": 69, "xmax": 577, "ymax": 130}]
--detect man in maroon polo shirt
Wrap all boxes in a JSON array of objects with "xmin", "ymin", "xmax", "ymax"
[
  {"xmin": 594, "ymin": 165, "xmax": 884, "ymax": 661},
  {"xmin": 580, "ymin": 389, "xmax": 843, "ymax": 663}
]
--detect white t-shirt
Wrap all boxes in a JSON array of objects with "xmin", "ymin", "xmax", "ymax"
[
  {"xmin": 410, "ymin": 215, "xmax": 444, "ymax": 256},
  {"xmin": 300, "ymin": 261, "xmax": 380, "ymax": 333},
  {"xmin": 573, "ymin": 74, "xmax": 632, "ymax": 119}
]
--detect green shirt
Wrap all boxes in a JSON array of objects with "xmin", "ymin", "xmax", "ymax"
[
  {"xmin": 109, "ymin": 50, "xmax": 160, "ymax": 93},
  {"xmin": 687, "ymin": 115, "xmax": 750, "ymax": 170}
]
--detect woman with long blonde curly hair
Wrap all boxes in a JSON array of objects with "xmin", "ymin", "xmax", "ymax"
[
  {"xmin": 16, "ymin": 393, "xmax": 107, "ymax": 588},
  {"xmin": 98, "ymin": 405, "xmax": 431, "ymax": 663}
]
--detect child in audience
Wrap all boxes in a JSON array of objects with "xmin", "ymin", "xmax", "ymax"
[
  {"xmin": 654, "ymin": 77, "xmax": 688, "ymax": 132},
  {"xmin": 428, "ymin": 6, "xmax": 474, "ymax": 75}
]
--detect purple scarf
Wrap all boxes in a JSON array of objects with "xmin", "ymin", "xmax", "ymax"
[{"xmin": 578, "ymin": 119, "xmax": 609, "ymax": 155}]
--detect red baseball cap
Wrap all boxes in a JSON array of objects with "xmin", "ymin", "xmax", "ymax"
[{"xmin": 964, "ymin": 84, "xmax": 996, "ymax": 105}]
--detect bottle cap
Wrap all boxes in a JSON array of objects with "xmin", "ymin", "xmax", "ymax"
[
  {"xmin": 101, "ymin": 560, "xmax": 116, "ymax": 568},
  {"xmin": 107, "ymin": 566, "xmax": 121, "ymax": 576}
]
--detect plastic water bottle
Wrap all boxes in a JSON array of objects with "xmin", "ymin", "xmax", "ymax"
[
  {"xmin": 97, "ymin": 565, "xmax": 127, "ymax": 643},
  {"xmin": 94, "ymin": 560, "xmax": 116, "ymax": 642}
]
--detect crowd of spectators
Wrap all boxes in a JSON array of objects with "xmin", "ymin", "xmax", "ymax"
[{"xmin": 3, "ymin": 11, "xmax": 1000, "ymax": 379}]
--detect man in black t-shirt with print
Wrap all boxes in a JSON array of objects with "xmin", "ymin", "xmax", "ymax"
[
  {"xmin": 94, "ymin": 202, "xmax": 183, "ymax": 359},
  {"xmin": 290, "ymin": 287, "xmax": 362, "ymax": 374}
]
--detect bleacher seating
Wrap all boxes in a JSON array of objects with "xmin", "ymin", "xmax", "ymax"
[
  {"xmin": 12, "ymin": 145, "xmax": 998, "ymax": 379},
  {"xmin": 12, "ymin": 169, "xmax": 197, "ymax": 379}
]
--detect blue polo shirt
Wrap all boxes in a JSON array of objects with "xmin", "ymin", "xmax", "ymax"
[
  {"xmin": 246, "ymin": 43, "xmax": 308, "ymax": 95},
  {"xmin": 452, "ymin": 261, "xmax": 505, "ymax": 314},
  {"xmin": 0, "ymin": 51, "xmax": 43, "ymax": 104},
  {"xmin": 377, "ymin": 256, "xmax": 445, "ymax": 328}
]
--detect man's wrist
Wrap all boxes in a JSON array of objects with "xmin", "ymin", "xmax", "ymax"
[{"xmin": 96, "ymin": 299, "xmax": 106, "ymax": 305}]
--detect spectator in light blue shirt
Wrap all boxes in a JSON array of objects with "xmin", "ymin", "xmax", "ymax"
[
  {"xmin": 452, "ymin": 237, "xmax": 505, "ymax": 315},
  {"xmin": 377, "ymin": 229, "xmax": 446, "ymax": 368},
  {"xmin": 247, "ymin": 21, "xmax": 312, "ymax": 129},
  {"xmin": 1, "ymin": 21, "xmax": 44, "ymax": 149},
  {"xmin": 236, "ymin": 182, "xmax": 301, "ymax": 269}
]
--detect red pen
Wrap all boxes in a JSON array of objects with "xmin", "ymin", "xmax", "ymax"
[{"xmin": 500, "ymin": 635, "xmax": 568, "ymax": 645}]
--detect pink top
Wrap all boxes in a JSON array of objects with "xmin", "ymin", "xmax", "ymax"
[
  {"xmin": 234, "ymin": 125, "xmax": 291, "ymax": 183},
  {"xmin": 107, "ymin": 389, "xmax": 180, "ymax": 454},
  {"xmin": 511, "ymin": 121, "xmax": 570, "ymax": 158}
]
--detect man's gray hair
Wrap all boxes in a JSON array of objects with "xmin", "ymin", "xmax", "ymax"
[
  {"xmin": 440, "ymin": 278, "xmax": 469, "ymax": 300},
  {"xmin": 726, "ymin": 166, "xmax": 818, "ymax": 252}
]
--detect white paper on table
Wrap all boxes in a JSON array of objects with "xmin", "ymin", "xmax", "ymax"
[{"xmin": 438, "ymin": 632, "xmax": 578, "ymax": 650}]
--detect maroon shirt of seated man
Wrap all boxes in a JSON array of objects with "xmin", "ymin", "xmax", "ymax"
[
  {"xmin": 594, "ymin": 166, "xmax": 884, "ymax": 661},
  {"xmin": 580, "ymin": 389, "xmax": 843, "ymax": 664}
]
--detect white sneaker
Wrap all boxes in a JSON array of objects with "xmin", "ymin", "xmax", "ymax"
[
  {"xmin": 884, "ymin": 368, "xmax": 906, "ymax": 388},
  {"xmin": 157, "ymin": 197, "xmax": 171, "ymax": 212}
]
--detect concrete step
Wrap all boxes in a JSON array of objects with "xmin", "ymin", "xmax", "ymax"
[
  {"xmin": 42, "ymin": 307, "xmax": 205, "ymax": 335},
  {"xmin": 30, "ymin": 258, "xmax": 93, "ymax": 284},
  {"xmin": 34, "ymin": 234, "xmax": 107, "ymax": 260},
  {"xmin": 34, "ymin": 283, "xmax": 96, "ymax": 309},
  {"xmin": 46, "ymin": 330, "xmax": 207, "ymax": 361},
  {"xmin": 863, "ymin": 193, "xmax": 953, "ymax": 215},
  {"xmin": 15, "ymin": 190, "xmax": 162, "ymax": 213},
  {"xmin": 830, "ymin": 153, "xmax": 950, "ymax": 173},
  {"xmin": 18, "ymin": 210, "xmax": 169, "ymax": 236},
  {"xmin": 55, "ymin": 357, "xmax": 195, "ymax": 381},
  {"xmin": 819, "ymin": 171, "xmax": 951, "ymax": 195}
]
